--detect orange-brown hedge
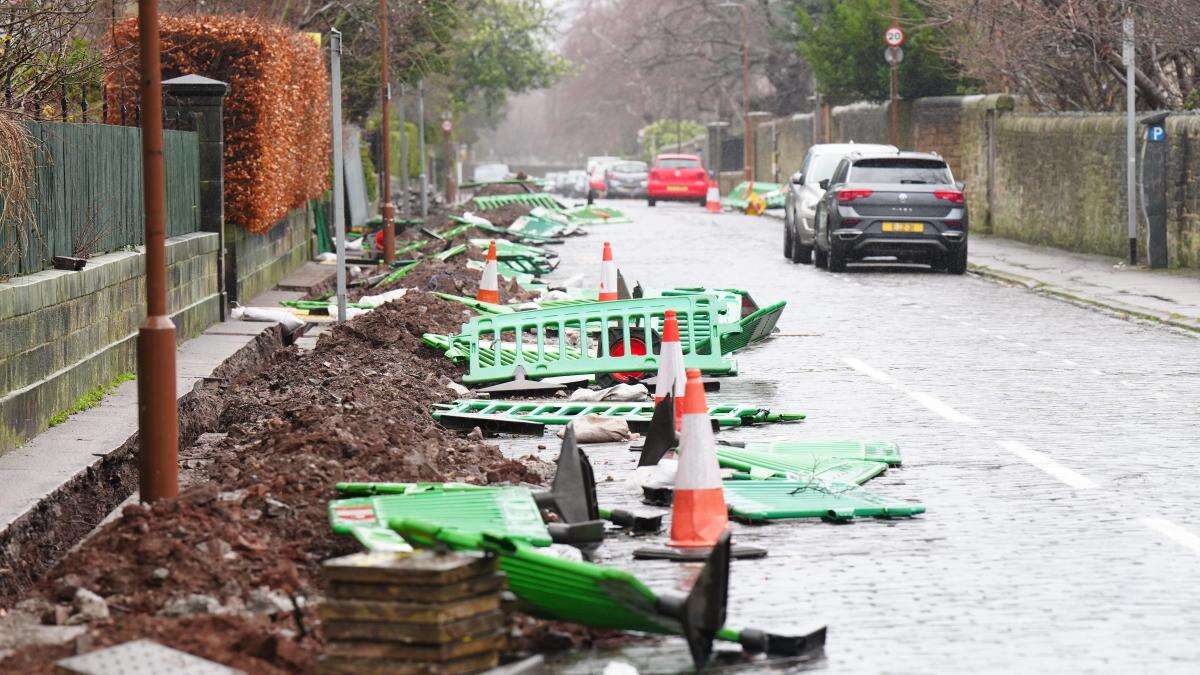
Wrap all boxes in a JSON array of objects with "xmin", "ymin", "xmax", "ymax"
[{"xmin": 105, "ymin": 15, "xmax": 330, "ymax": 234}]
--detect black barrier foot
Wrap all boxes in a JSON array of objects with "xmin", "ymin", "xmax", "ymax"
[
  {"xmin": 638, "ymin": 374, "xmax": 721, "ymax": 393},
  {"xmin": 637, "ymin": 395, "xmax": 677, "ymax": 467},
  {"xmin": 475, "ymin": 365, "xmax": 567, "ymax": 398},
  {"xmin": 634, "ymin": 543, "xmax": 767, "ymax": 562},
  {"xmin": 546, "ymin": 520, "xmax": 605, "ymax": 544},
  {"xmin": 654, "ymin": 531, "xmax": 730, "ymax": 670},
  {"xmin": 604, "ymin": 508, "xmax": 663, "ymax": 533},
  {"xmin": 736, "ymin": 626, "xmax": 827, "ymax": 657}
]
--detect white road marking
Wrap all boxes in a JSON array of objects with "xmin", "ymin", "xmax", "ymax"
[
  {"xmin": 909, "ymin": 391, "xmax": 979, "ymax": 425},
  {"xmin": 842, "ymin": 357, "xmax": 977, "ymax": 424},
  {"xmin": 1142, "ymin": 518, "xmax": 1200, "ymax": 555},
  {"xmin": 1062, "ymin": 359, "xmax": 1080, "ymax": 367},
  {"xmin": 842, "ymin": 357, "xmax": 892, "ymax": 384},
  {"xmin": 998, "ymin": 440, "xmax": 1098, "ymax": 489},
  {"xmin": 1015, "ymin": 342, "xmax": 1030, "ymax": 348},
  {"xmin": 1090, "ymin": 368, "xmax": 1104, "ymax": 376},
  {"xmin": 1036, "ymin": 350, "xmax": 1054, "ymax": 357}
]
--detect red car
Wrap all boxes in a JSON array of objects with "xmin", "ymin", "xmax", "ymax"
[{"xmin": 647, "ymin": 154, "xmax": 708, "ymax": 207}]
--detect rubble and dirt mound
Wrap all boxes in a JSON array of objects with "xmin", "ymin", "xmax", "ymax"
[
  {"xmin": 469, "ymin": 182, "xmax": 534, "ymax": 197},
  {"xmin": 0, "ymin": 292, "xmax": 552, "ymax": 671}
]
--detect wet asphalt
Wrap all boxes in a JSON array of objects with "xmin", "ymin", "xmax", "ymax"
[{"xmin": 496, "ymin": 199, "xmax": 1200, "ymax": 674}]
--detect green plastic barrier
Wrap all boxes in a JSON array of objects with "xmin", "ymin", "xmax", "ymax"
[
  {"xmin": 723, "ymin": 480, "xmax": 925, "ymax": 522},
  {"xmin": 328, "ymin": 484, "xmax": 554, "ymax": 552},
  {"xmin": 370, "ymin": 260, "xmax": 421, "ymax": 289},
  {"xmin": 434, "ymin": 243, "xmax": 467, "ymax": 261},
  {"xmin": 472, "ymin": 193, "xmax": 564, "ymax": 210},
  {"xmin": 386, "ymin": 519, "xmax": 825, "ymax": 667},
  {"xmin": 510, "ymin": 209, "xmax": 577, "ymax": 238},
  {"xmin": 722, "ymin": 455, "xmax": 887, "ymax": 485},
  {"xmin": 724, "ymin": 439, "xmax": 902, "ymax": 466},
  {"xmin": 721, "ymin": 181, "xmax": 787, "ymax": 210},
  {"xmin": 463, "ymin": 259, "xmax": 548, "ymax": 291},
  {"xmin": 451, "ymin": 295, "xmax": 736, "ymax": 384},
  {"xmin": 432, "ymin": 399, "xmax": 804, "ymax": 428},
  {"xmin": 562, "ymin": 204, "xmax": 632, "ymax": 224}
]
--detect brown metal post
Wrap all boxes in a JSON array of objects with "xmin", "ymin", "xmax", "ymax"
[
  {"xmin": 378, "ymin": 0, "xmax": 395, "ymax": 263},
  {"xmin": 136, "ymin": 0, "xmax": 178, "ymax": 502}
]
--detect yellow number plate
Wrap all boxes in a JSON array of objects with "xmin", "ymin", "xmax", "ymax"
[
  {"xmin": 881, "ymin": 222, "xmax": 924, "ymax": 233},
  {"xmin": 666, "ymin": 185, "xmax": 687, "ymax": 192}
]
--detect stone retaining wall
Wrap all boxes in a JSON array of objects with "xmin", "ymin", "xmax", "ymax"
[{"xmin": 0, "ymin": 232, "xmax": 220, "ymax": 453}]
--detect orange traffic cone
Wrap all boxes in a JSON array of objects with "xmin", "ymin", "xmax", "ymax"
[
  {"xmin": 705, "ymin": 179, "xmax": 721, "ymax": 213},
  {"xmin": 598, "ymin": 241, "xmax": 618, "ymax": 302},
  {"xmin": 634, "ymin": 368, "xmax": 767, "ymax": 561},
  {"xmin": 653, "ymin": 310, "xmax": 687, "ymax": 431},
  {"xmin": 668, "ymin": 369, "xmax": 727, "ymax": 548},
  {"xmin": 476, "ymin": 241, "xmax": 499, "ymax": 304}
]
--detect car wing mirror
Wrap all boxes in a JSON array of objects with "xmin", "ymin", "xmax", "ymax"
[
  {"xmin": 790, "ymin": 172, "xmax": 804, "ymax": 185},
  {"xmin": 818, "ymin": 179, "xmax": 830, "ymax": 190}
]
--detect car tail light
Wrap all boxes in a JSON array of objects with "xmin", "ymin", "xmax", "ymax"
[
  {"xmin": 945, "ymin": 219, "xmax": 963, "ymax": 229},
  {"xmin": 841, "ymin": 218, "xmax": 861, "ymax": 226},
  {"xmin": 933, "ymin": 190, "xmax": 965, "ymax": 204},
  {"xmin": 835, "ymin": 189, "xmax": 873, "ymax": 203}
]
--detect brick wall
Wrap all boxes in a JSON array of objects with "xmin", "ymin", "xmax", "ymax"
[{"xmin": 0, "ymin": 233, "xmax": 220, "ymax": 453}]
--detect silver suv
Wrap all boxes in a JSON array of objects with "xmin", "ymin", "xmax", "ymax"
[{"xmin": 784, "ymin": 143, "xmax": 896, "ymax": 264}]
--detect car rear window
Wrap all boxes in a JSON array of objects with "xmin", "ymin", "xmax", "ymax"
[
  {"xmin": 613, "ymin": 162, "xmax": 647, "ymax": 172},
  {"xmin": 656, "ymin": 158, "xmax": 700, "ymax": 169},
  {"xmin": 849, "ymin": 158, "xmax": 951, "ymax": 184}
]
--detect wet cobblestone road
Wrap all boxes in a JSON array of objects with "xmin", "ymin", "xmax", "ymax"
[{"xmin": 498, "ymin": 200, "xmax": 1200, "ymax": 673}]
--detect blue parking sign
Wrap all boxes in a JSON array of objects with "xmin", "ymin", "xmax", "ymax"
[{"xmin": 1148, "ymin": 124, "xmax": 1166, "ymax": 142}]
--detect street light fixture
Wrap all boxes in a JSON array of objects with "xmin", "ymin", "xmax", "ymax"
[{"xmin": 718, "ymin": 2, "xmax": 751, "ymax": 181}]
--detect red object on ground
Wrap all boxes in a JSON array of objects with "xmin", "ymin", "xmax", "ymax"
[{"xmin": 647, "ymin": 154, "xmax": 709, "ymax": 202}]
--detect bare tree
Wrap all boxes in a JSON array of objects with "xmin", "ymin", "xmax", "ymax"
[{"xmin": 925, "ymin": 0, "xmax": 1200, "ymax": 110}]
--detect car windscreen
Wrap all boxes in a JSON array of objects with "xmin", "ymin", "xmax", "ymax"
[
  {"xmin": 805, "ymin": 153, "xmax": 845, "ymax": 183},
  {"xmin": 612, "ymin": 162, "xmax": 647, "ymax": 173},
  {"xmin": 848, "ymin": 158, "xmax": 951, "ymax": 184},
  {"xmin": 656, "ymin": 158, "xmax": 700, "ymax": 169}
]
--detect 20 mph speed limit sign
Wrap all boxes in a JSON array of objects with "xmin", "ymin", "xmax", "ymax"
[{"xmin": 884, "ymin": 25, "xmax": 905, "ymax": 47}]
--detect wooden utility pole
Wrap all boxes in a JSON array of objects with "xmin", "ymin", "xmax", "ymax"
[
  {"xmin": 378, "ymin": 0, "xmax": 394, "ymax": 263},
  {"xmin": 136, "ymin": 0, "xmax": 178, "ymax": 502}
]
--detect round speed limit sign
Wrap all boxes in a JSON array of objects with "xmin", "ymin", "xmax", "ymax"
[{"xmin": 884, "ymin": 25, "xmax": 905, "ymax": 47}]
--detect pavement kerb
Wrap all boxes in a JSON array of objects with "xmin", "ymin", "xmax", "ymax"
[
  {"xmin": 761, "ymin": 208, "xmax": 1199, "ymax": 336},
  {"xmin": 968, "ymin": 262, "xmax": 1200, "ymax": 336}
]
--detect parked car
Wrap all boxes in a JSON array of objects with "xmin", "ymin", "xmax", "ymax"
[
  {"xmin": 646, "ymin": 154, "xmax": 708, "ymax": 207},
  {"xmin": 605, "ymin": 160, "xmax": 649, "ymax": 198},
  {"xmin": 566, "ymin": 170, "xmax": 588, "ymax": 198},
  {"xmin": 784, "ymin": 143, "xmax": 896, "ymax": 263},
  {"xmin": 811, "ymin": 151, "xmax": 968, "ymax": 274}
]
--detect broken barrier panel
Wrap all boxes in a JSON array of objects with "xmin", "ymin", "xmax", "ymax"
[
  {"xmin": 472, "ymin": 193, "xmax": 564, "ymax": 210},
  {"xmin": 723, "ymin": 480, "xmax": 926, "ymax": 523},
  {"xmin": 388, "ymin": 521, "xmax": 826, "ymax": 669},
  {"xmin": 722, "ymin": 456, "xmax": 887, "ymax": 485},
  {"xmin": 562, "ymin": 204, "xmax": 632, "ymax": 224},
  {"xmin": 721, "ymin": 181, "xmax": 787, "ymax": 211},
  {"xmin": 463, "ymin": 259, "xmax": 548, "ymax": 292},
  {"xmin": 466, "ymin": 238, "xmax": 556, "ymax": 276},
  {"xmin": 328, "ymin": 483, "xmax": 606, "ymax": 552},
  {"xmin": 450, "ymin": 295, "xmax": 737, "ymax": 384},
  {"xmin": 431, "ymin": 399, "xmax": 804, "ymax": 433},
  {"xmin": 719, "ymin": 439, "xmax": 902, "ymax": 466}
]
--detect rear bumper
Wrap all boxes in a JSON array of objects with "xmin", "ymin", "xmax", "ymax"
[
  {"xmin": 648, "ymin": 183, "xmax": 706, "ymax": 199},
  {"xmin": 832, "ymin": 228, "xmax": 967, "ymax": 258}
]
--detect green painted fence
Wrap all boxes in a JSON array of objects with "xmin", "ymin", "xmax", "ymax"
[{"xmin": 1, "ymin": 122, "xmax": 200, "ymax": 277}]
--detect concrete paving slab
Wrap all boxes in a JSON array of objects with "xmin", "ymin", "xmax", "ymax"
[
  {"xmin": 969, "ymin": 234, "xmax": 1200, "ymax": 332},
  {"xmin": 276, "ymin": 261, "xmax": 338, "ymax": 293},
  {"xmin": 246, "ymin": 289, "xmax": 305, "ymax": 308}
]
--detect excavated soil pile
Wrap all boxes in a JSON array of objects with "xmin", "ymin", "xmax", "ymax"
[{"xmin": 0, "ymin": 291, "xmax": 549, "ymax": 672}]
